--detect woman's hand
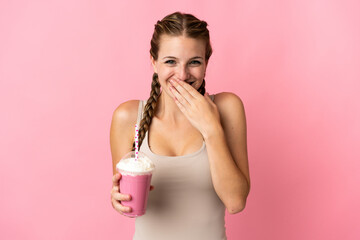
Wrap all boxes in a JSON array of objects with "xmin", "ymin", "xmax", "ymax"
[
  {"xmin": 111, "ymin": 173, "xmax": 154, "ymax": 217},
  {"xmin": 169, "ymin": 79, "xmax": 222, "ymax": 139}
]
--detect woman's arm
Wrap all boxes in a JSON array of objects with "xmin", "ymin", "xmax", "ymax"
[
  {"xmin": 110, "ymin": 100, "xmax": 155, "ymax": 216},
  {"xmin": 166, "ymin": 79, "xmax": 250, "ymax": 214},
  {"xmin": 204, "ymin": 92, "xmax": 250, "ymax": 214},
  {"xmin": 110, "ymin": 100, "xmax": 139, "ymax": 174}
]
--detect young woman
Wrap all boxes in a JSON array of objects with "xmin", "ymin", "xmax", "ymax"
[{"xmin": 110, "ymin": 11, "xmax": 250, "ymax": 240}]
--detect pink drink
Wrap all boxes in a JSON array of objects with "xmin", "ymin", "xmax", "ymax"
[
  {"xmin": 116, "ymin": 151, "xmax": 155, "ymax": 217},
  {"xmin": 119, "ymin": 173, "xmax": 152, "ymax": 217}
]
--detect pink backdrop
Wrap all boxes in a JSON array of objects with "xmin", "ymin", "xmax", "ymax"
[{"xmin": 1, "ymin": 0, "xmax": 359, "ymax": 239}]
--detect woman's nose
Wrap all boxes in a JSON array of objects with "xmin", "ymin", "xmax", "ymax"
[{"xmin": 176, "ymin": 65, "xmax": 190, "ymax": 81}]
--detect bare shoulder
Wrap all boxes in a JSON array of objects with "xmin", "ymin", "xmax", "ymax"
[
  {"xmin": 112, "ymin": 99, "xmax": 140, "ymax": 125},
  {"xmin": 212, "ymin": 92, "xmax": 245, "ymax": 116}
]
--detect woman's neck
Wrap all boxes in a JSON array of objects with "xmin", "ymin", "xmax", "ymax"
[{"xmin": 154, "ymin": 92, "xmax": 188, "ymax": 125}]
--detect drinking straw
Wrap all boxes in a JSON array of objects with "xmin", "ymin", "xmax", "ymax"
[{"xmin": 135, "ymin": 124, "xmax": 139, "ymax": 160}]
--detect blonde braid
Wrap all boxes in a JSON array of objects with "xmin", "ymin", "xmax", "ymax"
[{"xmin": 132, "ymin": 73, "xmax": 161, "ymax": 151}]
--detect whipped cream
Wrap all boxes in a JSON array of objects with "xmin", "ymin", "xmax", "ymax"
[{"xmin": 116, "ymin": 157, "xmax": 155, "ymax": 175}]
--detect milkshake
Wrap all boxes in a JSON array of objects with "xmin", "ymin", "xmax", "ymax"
[{"xmin": 116, "ymin": 151, "xmax": 155, "ymax": 217}]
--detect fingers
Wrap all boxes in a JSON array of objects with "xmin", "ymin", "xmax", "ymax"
[
  {"xmin": 169, "ymin": 84, "xmax": 187, "ymax": 107},
  {"xmin": 173, "ymin": 78, "xmax": 200, "ymax": 99},
  {"xmin": 111, "ymin": 185, "xmax": 132, "ymax": 214},
  {"xmin": 170, "ymin": 80, "xmax": 193, "ymax": 106},
  {"xmin": 113, "ymin": 189, "xmax": 132, "ymax": 201},
  {"xmin": 111, "ymin": 186, "xmax": 131, "ymax": 202},
  {"xmin": 112, "ymin": 173, "xmax": 121, "ymax": 187},
  {"xmin": 111, "ymin": 198, "xmax": 132, "ymax": 214}
]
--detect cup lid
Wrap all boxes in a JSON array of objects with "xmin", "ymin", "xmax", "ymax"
[{"xmin": 116, "ymin": 151, "xmax": 155, "ymax": 175}]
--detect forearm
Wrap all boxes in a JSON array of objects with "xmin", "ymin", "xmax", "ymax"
[{"xmin": 204, "ymin": 126, "xmax": 250, "ymax": 213}]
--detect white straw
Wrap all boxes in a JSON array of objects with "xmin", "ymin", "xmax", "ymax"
[{"xmin": 135, "ymin": 124, "xmax": 139, "ymax": 160}]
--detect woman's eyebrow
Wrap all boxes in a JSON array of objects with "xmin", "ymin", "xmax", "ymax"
[
  {"xmin": 190, "ymin": 56, "xmax": 203, "ymax": 60},
  {"xmin": 162, "ymin": 56, "xmax": 176, "ymax": 59},
  {"xmin": 162, "ymin": 56, "xmax": 204, "ymax": 60}
]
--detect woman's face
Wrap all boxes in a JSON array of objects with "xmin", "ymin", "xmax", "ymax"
[{"xmin": 151, "ymin": 35, "xmax": 207, "ymax": 98}]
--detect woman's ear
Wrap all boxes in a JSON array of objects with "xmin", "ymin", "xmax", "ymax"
[{"xmin": 150, "ymin": 56, "xmax": 157, "ymax": 73}]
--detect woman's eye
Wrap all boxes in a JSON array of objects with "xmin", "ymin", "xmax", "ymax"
[
  {"xmin": 165, "ymin": 60, "xmax": 176, "ymax": 64},
  {"xmin": 190, "ymin": 60, "xmax": 201, "ymax": 65}
]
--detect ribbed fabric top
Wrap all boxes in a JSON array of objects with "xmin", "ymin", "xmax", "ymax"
[{"xmin": 132, "ymin": 95, "xmax": 227, "ymax": 240}]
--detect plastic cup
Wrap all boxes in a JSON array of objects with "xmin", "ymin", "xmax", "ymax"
[{"xmin": 116, "ymin": 151, "xmax": 155, "ymax": 217}]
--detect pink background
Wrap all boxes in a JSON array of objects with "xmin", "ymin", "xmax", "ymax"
[{"xmin": 1, "ymin": 0, "xmax": 359, "ymax": 239}]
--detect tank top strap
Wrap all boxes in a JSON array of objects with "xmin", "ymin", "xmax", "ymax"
[{"xmin": 136, "ymin": 100, "xmax": 144, "ymax": 126}]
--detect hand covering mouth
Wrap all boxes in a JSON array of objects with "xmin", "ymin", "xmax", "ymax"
[{"xmin": 169, "ymin": 79, "xmax": 195, "ymax": 85}]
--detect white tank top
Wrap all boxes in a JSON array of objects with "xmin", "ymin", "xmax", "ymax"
[{"xmin": 133, "ymin": 94, "xmax": 227, "ymax": 240}]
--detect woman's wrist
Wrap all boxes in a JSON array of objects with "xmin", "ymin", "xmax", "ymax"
[{"xmin": 202, "ymin": 124, "xmax": 225, "ymax": 142}]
